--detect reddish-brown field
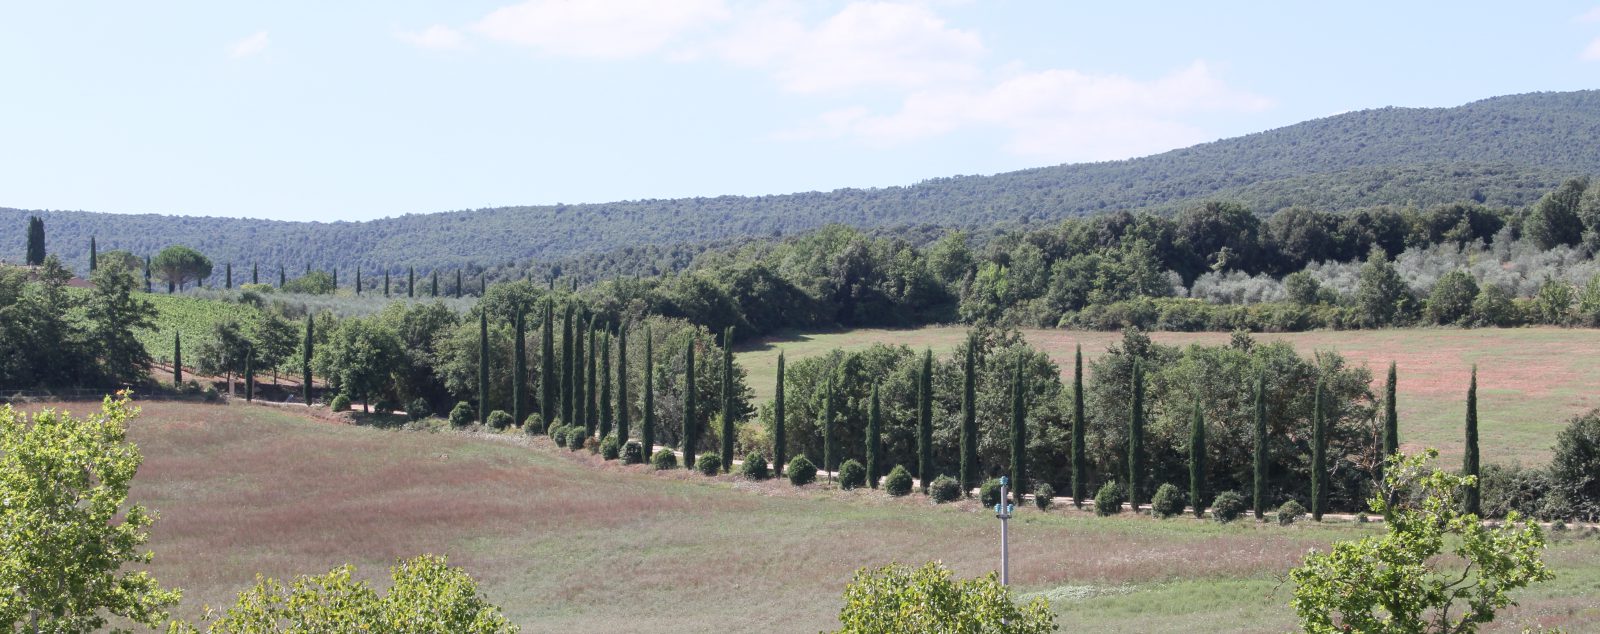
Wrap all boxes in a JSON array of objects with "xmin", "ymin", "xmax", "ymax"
[{"xmin": 22, "ymin": 399, "xmax": 1591, "ymax": 632}]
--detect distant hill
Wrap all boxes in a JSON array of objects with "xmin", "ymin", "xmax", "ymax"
[{"xmin": 5, "ymin": 90, "xmax": 1598, "ymax": 275}]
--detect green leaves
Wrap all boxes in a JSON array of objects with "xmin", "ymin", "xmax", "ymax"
[{"xmin": 833, "ymin": 562, "xmax": 1055, "ymax": 634}]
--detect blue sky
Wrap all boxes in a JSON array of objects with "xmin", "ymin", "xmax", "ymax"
[{"xmin": 2, "ymin": 1, "xmax": 1598, "ymax": 222}]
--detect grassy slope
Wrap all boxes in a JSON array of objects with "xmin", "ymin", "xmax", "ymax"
[
  {"xmin": 735, "ymin": 327, "xmax": 1600, "ymax": 466},
  {"xmin": 50, "ymin": 401, "xmax": 1592, "ymax": 631}
]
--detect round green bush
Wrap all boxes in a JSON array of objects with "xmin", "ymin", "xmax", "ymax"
[
  {"xmin": 374, "ymin": 400, "xmax": 398, "ymax": 414},
  {"xmin": 787, "ymin": 455, "xmax": 817, "ymax": 486},
  {"xmin": 650, "ymin": 448, "xmax": 678, "ymax": 470},
  {"xmin": 329, "ymin": 393, "xmax": 351, "ymax": 412},
  {"xmin": 448, "ymin": 402, "xmax": 474, "ymax": 427},
  {"xmin": 740, "ymin": 452, "xmax": 770, "ymax": 480},
  {"xmin": 406, "ymin": 398, "xmax": 431, "ymax": 421},
  {"xmin": 695, "ymin": 454, "xmax": 722, "ymax": 476},
  {"xmin": 1277, "ymin": 500, "xmax": 1307, "ymax": 526},
  {"xmin": 1094, "ymin": 480, "xmax": 1126, "ymax": 516},
  {"xmin": 883, "ymin": 465, "xmax": 913, "ymax": 497},
  {"xmin": 838, "ymin": 459, "xmax": 867, "ymax": 490},
  {"xmin": 550, "ymin": 425, "xmax": 568, "ymax": 447},
  {"xmin": 203, "ymin": 386, "xmax": 220, "ymax": 402},
  {"xmin": 930, "ymin": 475, "xmax": 962, "ymax": 503},
  {"xmin": 1150, "ymin": 483, "xmax": 1185, "ymax": 519},
  {"xmin": 622, "ymin": 441, "xmax": 645, "ymax": 465},
  {"xmin": 1211, "ymin": 491, "xmax": 1247, "ymax": 523},
  {"xmin": 486, "ymin": 410, "xmax": 513, "ymax": 429},
  {"xmin": 1551, "ymin": 519, "xmax": 1568, "ymax": 533},
  {"xmin": 566, "ymin": 427, "xmax": 588, "ymax": 452},
  {"xmin": 1357, "ymin": 513, "xmax": 1370, "ymax": 524},
  {"xmin": 600, "ymin": 435, "xmax": 621, "ymax": 460},
  {"xmin": 980, "ymin": 478, "xmax": 1003, "ymax": 508},
  {"xmin": 1034, "ymin": 482, "xmax": 1055, "ymax": 511}
]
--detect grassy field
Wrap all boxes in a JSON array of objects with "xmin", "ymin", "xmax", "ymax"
[
  {"xmin": 26, "ymin": 400, "xmax": 1598, "ymax": 632},
  {"xmin": 736, "ymin": 327, "xmax": 1600, "ymax": 466}
]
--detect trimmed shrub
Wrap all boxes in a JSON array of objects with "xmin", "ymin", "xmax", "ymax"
[
  {"xmin": 1094, "ymin": 480, "xmax": 1126, "ymax": 516},
  {"xmin": 787, "ymin": 456, "xmax": 818, "ymax": 486},
  {"xmin": 374, "ymin": 400, "xmax": 398, "ymax": 415},
  {"xmin": 695, "ymin": 454, "xmax": 721, "ymax": 477},
  {"xmin": 1278, "ymin": 500, "xmax": 1307, "ymax": 526},
  {"xmin": 1034, "ymin": 483, "xmax": 1054, "ymax": 511},
  {"xmin": 1151, "ymin": 483, "xmax": 1185, "ymax": 519},
  {"xmin": 406, "ymin": 398, "xmax": 431, "ymax": 421},
  {"xmin": 650, "ymin": 448, "xmax": 678, "ymax": 470},
  {"xmin": 980, "ymin": 478, "xmax": 1003, "ymax": 508},
  {"xmin": 1551, "ymin": 519, "xmax": 1568, "ymax": 533},
  {"xmin": 203, "ymin": 386, "xmax": 220, "ymax": 402},
  {"xmin": 550, "ymin": 425, "xmax": 568, "ymax": 447},
  {"xmin": 838, "ymin": 459, "xmax": 867, "ymax": 490},
  {"xmin": 448, "ymin": 402, "xmax": 474, "ymax": 427},
  {"xmin": 930, "ymin": 475, "xmax": 962, "ymax": 504},
  {"xmin": 329, "ymin": 393, "xmax": 351, "ymax": 412},
  {"xmin": 622, "ymin": 441, "xmax": 645, "ymax": 465},
  {"xmin": 600, "ymin": 435, "xmax": 621, "ymax": 460},
  {"xmin": 486, "ymin": 410, "xmax": 513, "ymax": 429},
  {"xmin": 884, "ymin": 465, "xmax": 913, "ymax": 497},
  {"xmin": 740, "ymin": 452, "xmax": 770, "ymax": 480},
  {"xmin": 583, "ymin": 437, "xmax": 598, "ymax": 454},
  {"xmin": 1356, "ymin": 513, "xmax": 1370, "ymax": 524},
  {"xmin": 566, "ymin": 428, "xmax": 587, "ymax": 452},
  {"xmin": 1212, "ymin": 491, "xmax": 1247, "ymax": 523}
]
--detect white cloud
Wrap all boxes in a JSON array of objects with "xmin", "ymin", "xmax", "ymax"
[
  {"xmin": 473, "ymin": 0, "xmax": 729, "ymax": 59},
  {"xmin": 398, "ymin": 25, "xmax": 466, "ymax": 50},
  {"xmin": 228, "ymin": 31, "xmax": 270, "ymax": 59},
  {"xmin": 1585, "ymin": 37, "xmax": 1600, "ymax": 61},
  {"xmin": 1578, "ymin": 6, "xmax": 1600, "ymax": 22}
]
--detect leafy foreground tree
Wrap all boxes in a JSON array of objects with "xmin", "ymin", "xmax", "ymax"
[
  {"xmin": 832, "ymin": 562, "xmax": 1055, "ymax": 634},
  {"xmin": 1290, "ymin": 450, "xmax": 1553, "ymax": 633},
  {"xmin": 0, "ymin": 394, "xmax": 181, "ymax": 632}
]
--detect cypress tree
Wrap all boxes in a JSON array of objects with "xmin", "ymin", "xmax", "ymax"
[
  {"xmin": 561, "ymin": 303, "xmax": 574, "ymax": 425},
  {"xmin": 244, "ymin": 347, "xmax": 254, "ymax": 402},
  {"xmin": 331, "ymin": 268, "xmax": 337, "ymax": 290},
  {"xmin": 302, "ymin": 314, "xmax": 313, "ymax": 405},
  {"xmin": 173, "ymin": 332, "xmax": 182, "ymax": 386},
  {"xmin": 407, "ymin": 267, "xmax": 414, "ymax": 298},
  {"xmin": 1311, "ymin": 379, "xmax": 1327, "ymax": 521},
  {"xmin": 513, "ymin": 310, "xmax": 526, "ymax": 429},
  {"xmin": 683, "ymin": 337, "xmax": 697, "ymax": 468},
  {"xmin": 773, "ymin": 352, "xmax": 786, "ymax": 478},
  {"xmin": 25, "ymin": 216, "xmax": 44, "ymax": 265},
  {"xmin": 89, "ymin": 236, "xmax": 97, "ymax": 272},
  {"xmin": 252, "ymin": 262, "xmax": 259, "ymax": 285},
  {"xmin": 616, "ymin": 324, "xmax": 629, "ymax": 443},
  {"xmin": 144, "ymin": 257, "xmax": 151, "ymax": 292},
  {"xmin": 573, "ymin": 314, "xmax": 586, "ymax": 432},
  {"xmin": 224, "ymin": 262, "xmax": 231, "ymax": 289},
  {"xmin": 478, "ymin": 310, "xmax": 489, "ymax": 425},
  {"xmin": 1190, "ymin": 400, "xmax": 1206, "ymax": 518},
  {"xmin": 431, "ymin": 270, "xmax": 439, "ymax": 297},
  {"xmin": 720, "ymin": 327, "xmax": 735, "ymax": 473},
  {"xmin": 355, "ymin": 269, "xmax": 361, "ymax": 296},
  {"xmin": 866, "ymin": 383, "xmax": 882, "ymax": 488},
  {"xmin": 642, "ymin": 327, "xmax": 655, "ymax": 453},
  {"xmin": 585, "ymin": 319, "xmax": 598, "ymax": 437},
  {"xmin": 1071, "ymin": 344, "xmax": 1086, "ymax": 508},
  {"xmin": 960, "ymin": 334, "xmax": 977, "ymax": 495},
  {"xmin": 1464, "ymin": 365, "xmax": 1481, "ymax": 516},
  {"xmin": 1010, "ymin": 356, "xmax": 1027, "ymax": 507},
  {"xmin": 455, "ymin": 270, "xmax": 462, "ymax": 299},
  {"xmin": 823, "ymin": 374, "xmax": 836, "ymax": 481},
  {"xmin": 306, "ymin": 263, "xmax": 311, "ymax": 276},
  {"xmin": 279, "ymin": 266, "xmax": 286, "ymax": 288},
  {"xmin": 541, "ymin": 300, "xmax": 556, "ymax": 431},
  {"xmin": 383, "ymin": 269, "xmax": 389, "ymax": 297},
  {"xmin": 1128, "ymin": 359, "xmax": 1145, "ymax": 510},
  {"xmin": 1252, "ymin": 372, "xmax": 1268, "ymax": 520},
  {"xmin": 600, "ymin": 331, "xmax": 613, "ymax": 439},
  {"xmin": 1380, "ymin": 361, "xmax": 1398, "ymax": 484},
  {"xmin": 918, "ymin": 348, "xmax": 934, "ymax": 494}
]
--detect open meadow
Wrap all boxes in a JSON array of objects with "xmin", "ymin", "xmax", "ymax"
[
  {"xmin": 737, "ymin": 327, "xmax": 1600, "ymax": 466},
  {"xmin": 25, "ymin": 399, "xmax": 1599, "ymax": 632}
]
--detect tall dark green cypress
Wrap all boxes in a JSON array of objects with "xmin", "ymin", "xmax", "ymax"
[
  {"xmin": 561, "ymin": 303, "xmax": 574, "ymax": 425},
  {"xmin": 720, "ymin": 327, "xmax": 735, "ymax": 472},
  {"xmin": 455, "ymin": 270, "xmax": 463, "ymax": 299},
  {"xmin": 616, "ymin": 324, "xmax": 630, "ymax": 443},
  {"xmin": 1381, "ymin": 361, "xmax": 1398, "ymax": 485},
  {"xmin": 642, "ymin": 327, "xmax": 655, "ymax": 452},
  {"xmin": 89, "ymin": 236, "xmax": 97, "ymax": 272},
  {"xmin": 773, "ymin": 352, "xmax": 786, "ymax": 477},
  {"xmin": 478, "ymin": 310, "xmax": 489, "ymax": 425},
  {"xmin": 173, "ymin": 332, "xmax": 182, "ymax": 386},
  {"xmin": 355, "ymin": 269, "xmax": 361, "ymax": 296},
  {"xmin": 25, "ymin": 216, "xmax": 44, "ymax": 266},
  {"xmin": 144, "ymin": 257, "xmax": 152, "ymax": 292},
  {"xmin": 331, "ymin": 268, "xmax": 336, "ymax": 291},
  {"xmin": 585, "ymin": 319, "xmax": 598, "ymax": 437},
  {"xmin": 1010, "ymin": 356, "xmax": 1026, "ymax": 507},
  {"xmin": 541, "ymin": 300, "xmax": 556, "ymax": 431},
  {"xmin": 573, "ymin": 315, "xmax": 587, "ymax": 433},
  {"xmin": 513, "ymin": 310, "xmax": 527, "ymax": 428},
  {"xmin": 600, "ymin": 331, "xmax": 613, "ymax": 439},
  {"xmin": 302, "ymin": 314, "xmax": 313, "ymax": 405},
  {"xmin": 480, "ymin": 272, "xmax": 486, "ymax": 296},
  {"xmin": 823, "ymin": 374, "xmax": 836, "ymax": 481},
  {"xmin": 1190, "ymin": 400, "xmax": 1206, "ymax": 518},
  {"xmin": 1464, "ymin": 365, "xmax": 1481, "ymax": 516},
  {"xmin": 683, "ymin": 337, "xmax": 697, "ymax": 468},
  {"xmin": 1128, "ymin": 359, "xmax": 1145, "ymax": 510},
  {"xmin": 1071, "ymin": 344, "xmax": 1086, "ymax": 507},
  {"xmin": 244, "ymin": 347, "xmax": 254, "ymax": 402},
  {"xmin": 1252, "ymin": 372, "xmax": 1268, "ymax": 520},
  {"xmin": 918, "ymin": 348, "xmax": 934, "ymax": 494},
  {"xmin": 407, "ymin": 267, "xmax": 414, "ymax": 298},
  {"xmin": 960, "ymin": 334, "xmax": 978, "ymax": 495},
  {"xmin": 226, "ymin": 263, "xmax": 233, "ymax": 289},
  {"xmin": 383, "ymin": 269, "xmax": 389, "ymax": 297},
  {"xmin": 279, "ymin": 266, "xmax": 286, "ymax": 289},
  {"xmin": 252, "ymin": 262, "xmax": 259, "ymax": 285},
  {"xmin": 431, "ymin": 270, "xmax": 439, "ymax": 297},
  {"xmin": 866, "ymin": 383, "xmax": 882, "ymax": 488},
  {"xmin": 1311, "ymin": 379, "xmax": 1327, "ymax": 521}
]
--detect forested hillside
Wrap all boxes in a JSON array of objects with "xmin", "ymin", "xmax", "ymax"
[{"xmin": 5, "ymin": 90, "xmax": 1598, "ymax": 275}]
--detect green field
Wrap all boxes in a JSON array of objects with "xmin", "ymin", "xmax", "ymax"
[
  {"xmin": 39, "ymin": 400, "xmax": 1596, "ymax": 632},
  {"xmin": 736, "ymin": 327, "xmax": 1600, "ymax": 466}
]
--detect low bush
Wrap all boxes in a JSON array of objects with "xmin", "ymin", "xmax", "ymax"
[
  {"xmin": 406, "ymin": 398, "xmax": 431, "ymax": 421},
  {"xmin": 1094, "ymin": 480, "xmax": 1125, "ymax": 516},
  {"xmin": 486, "ymin": 410, "xmax": 513, "ymax": 429},
  {"xmin": 1212, "ymin": 491, "xmax": 1247, "ymax": 523},
  {"xmin": 787, "ymin": 455, "xmax": 817, "ymax": 486},
  {"xmin": 695, "ymin": 454, "xmax": 721, "ymax": 476},
  {"xmin": 566, "ymin": 428, "xmax": 587, "ymax": 452},
  {"xmin": 203, "ymin": 386, "xmax": 220, "ymax": 402},
  {"xmin": 1034, "ymin": 483, "xmax": 1054, "ymax": 511},
  {"xmin": 622, "ymin": 441, "xmax": 645, "ymax": 464},
  {"xmin": 448, "ymin": 402, "xmax": 474, "ymax": 427},
  {"xmin": 740, "ymin": 452, "xmax": 770, "ymax": 480},
  {"xmin": 374, "ymin": 399, "xmax": 398, "ymax": 415},
  {"xmin": 884, "ymin": 465, "xmax": 913, "ymax": 497},
  {"xmin": 1151, "ymin": 483, "xmax": 1184, "ymax": 518},
  {"xmin": 930, "ymin": 475, "xmax": 962, "ymax": 503},
  {"xmin": 980, "ymin": 479, "xmax": 1003, "ymax": 507},
  {"xmin": 1551, "ymin": 519, "xmax": 1568, "ymax": 533},
  {"xmin": 651, "ymin": 448, "xmax": 678, "ymax": 470},
  {"xmin": 1357, "ymin": 513, "xmax": 1370, "ymax": 524},
  {"xmin": 582, "ymin": 436, "xmax": 598, "ymax": 454},
  {"xmin": 600, "ymin": 435, "xmax": 620, "ymax": 460},
  {"xmin": 330, "ymin": 393, "xmax": 351, "ymax": 412},
  {"xmin": 1278, "ymin": 500, "xmax": 1307, "ymax": 526},
  {"xmin": 550, "ymin": 425, "xmax": 568, "ymax": 447},
  {"xmin": 838, "ymin": 459, "xmax": 867, "ymax": 490}
]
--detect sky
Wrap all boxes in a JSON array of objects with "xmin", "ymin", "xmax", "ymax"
[{"xmin": 2, "ymin": 1, "xmax": 1598, "ymax": 222}]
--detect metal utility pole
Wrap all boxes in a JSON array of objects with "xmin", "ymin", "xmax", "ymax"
[{"xmin": 996, "ymin": 476, "xmax": 1015, "ymax": 585}]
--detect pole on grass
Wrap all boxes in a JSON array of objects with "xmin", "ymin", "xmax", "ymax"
[{"xmin": 996, "ymin": 476, "xmax": 1014, "ymax": 586}]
